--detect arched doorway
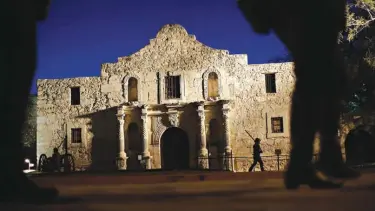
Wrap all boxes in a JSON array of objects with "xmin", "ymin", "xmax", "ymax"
[
  {"xmin": 160, "ymin": 127, "xmax": 190, "ymax": 170},
  {"xmin": 345, "ymin": 126, "xmax": 375, "ymax": 165}
]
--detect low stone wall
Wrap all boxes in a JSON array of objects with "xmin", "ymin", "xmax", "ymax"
[{"xmin": 233, "ymin": 155, "xmax": 289, "ymax": 172}]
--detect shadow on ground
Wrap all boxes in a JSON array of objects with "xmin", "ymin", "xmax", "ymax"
[
  {"xmin": 340, "ymin": 184, "xmax": 375, "ymax": 192},
  {"xmin": 69, "ymin": 187, "xmax": 283, "ymax": 204}
]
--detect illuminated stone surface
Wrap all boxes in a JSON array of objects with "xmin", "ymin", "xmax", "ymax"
[{"xmin": 36, "ymin": 24, "xmax": 328, "ymax": 172}]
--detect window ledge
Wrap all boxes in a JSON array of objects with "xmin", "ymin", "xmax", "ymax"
[
  {"xmin": 163, "ymin": 98, "xmax": 183, "ymax": 104},
  {"xmin": 70, "ymin": 143, "xmax": 84, "ymax": 147},
  {"xmin": 207, "ymin": 96, "xmax": 221, "ymax": 102},
  {"xmin": 128, "ymin": 101, "xmax": 140, "ymax": 106},
  {"xmin": 267, "ymin": 132, "xmax": 288, "ymax": 138}
]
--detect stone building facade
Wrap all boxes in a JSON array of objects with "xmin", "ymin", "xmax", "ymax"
[{"xmin": 36, "ymin": 24, "xmax": 297, "ymax": 172}]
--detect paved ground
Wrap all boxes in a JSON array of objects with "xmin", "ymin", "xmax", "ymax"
[
  {"xmin": 29, "ymin": 170, "xmax": 284, "ymax": 185},
  {"xmin": 2, "ymin": 170, "xmax": 375, "ymax": 211}
]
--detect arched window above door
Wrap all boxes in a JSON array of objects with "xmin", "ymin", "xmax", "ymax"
[
  {"xmin": 123, "ymin": 73, "xmax": 142, "ymax": 102},
  {"xmin": 208, "ymin": 72, "xmax": 219, "ymax": 98},
  {"xmin": 128, "ymin": 77, "xmax": 138, "ymax": 102},
  {"xmin": 202, "ymin": 69, "xmax": 222, "ymax": 100}
]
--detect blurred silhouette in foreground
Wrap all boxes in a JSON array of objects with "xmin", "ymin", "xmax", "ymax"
[
  {"xmin": 237, "ymin": 0, "xmax": 360, "ymax": 189},
  {"xmin": 0, "ymin": 0, "xmax": 59, "ymax": 203},
  {"xmin": 249, "ymin": 138, "xmax": 265, "ymax": 172}
]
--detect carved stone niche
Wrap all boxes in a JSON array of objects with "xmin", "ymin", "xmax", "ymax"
[
  {"xmin": 202, "ymin": 69, "xmax": 223, "ymax": 100},
  {"xmin": 122, "ymin": 73, "xmax": 142, "ymax": 102}
]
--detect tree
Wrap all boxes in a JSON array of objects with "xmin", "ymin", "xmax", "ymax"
[
  {"xmin": 344, "ymin": 0, "xmax": 375, "ymax": 42},
  {"xmin": 21, "ymin": 95, "xmax": 37, "ymax": 147},
  {"xmin": 341, "ymin": 0, "xmax": 375, "ymax": 114},
  {"xmin": 269, "ymin": 1, "xmax": 375, "ymax": 114}
]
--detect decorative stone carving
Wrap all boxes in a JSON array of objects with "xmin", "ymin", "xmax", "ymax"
[
  {"xmin": 117, "ymin": 105, "xmax": 125, "ymax": 116},
  {"xmin": 128, "ymin": 101, "xmax": 140, "ymax": 107},
  {"xmin": 168, "ymin": 112, "xmax": 180, "ymax": 127},
  {"xmin": 152, "ymin": 116, "xmax": 166, "ymax": 145},
  {"xmin": 124, "ymin": 114, "xmax": 132, "ymax": 125},
  {"xmin": 221, "ymin": 101, "xmax": 232, "ymax": 171},
  {"xmin": 222, "ymin": 102, "xmax": 230, "ymax": 120},
  {"xmin": 117, "ymin": 114, "xmax": 125, "ymax": 125},
  {"xmin": 197, "ymin": 102, "xmax": 209, "ymax": 169},
  {"xmin": 202, "ymin": 69, "xmax": 223, "ymax": 100},
  {"xmin": 198, "ymin": 153, "xmax": 209, "ymax": 169},
  {"xmin": 116, "ymin": 156, "xmax": 127, "ymax": 170},
  {"xmin": 197, "ymin": 104, "xmax": 206, "ymax": 150},
  {"xmin": 116, "ymin": 112, "xmax": 127, "ymax": 170},
  {"xmin": 122, "ymin": 73, "xmax": 142, "ymax": 102},
  {"xmin": 141, "ymin": 104, "xmax": 149, "ymax": 115},
  {"xmin": 141, "ymin": 114, "xmax": 148, "ymax": 146},
  {"xmin": 141, "ymin": 105, "xmax": 151, "ymax": 169}
]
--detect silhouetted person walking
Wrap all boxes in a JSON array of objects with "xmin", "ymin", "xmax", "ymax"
[
  {"xmin": 249, "ymin": 138, "xmax": 265, "ymax": 172},
  {"xmin": 0, "ymin": 0, "xmax": 59, "ymax": 203},
  {"xmin": 238, "ymin": 0, "xmax": 360, "ymax": 189}
]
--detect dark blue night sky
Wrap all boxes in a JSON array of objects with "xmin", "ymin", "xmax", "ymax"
[{"xmin": 33, "ymin": 0, "xmax": 286, "ymax": 94}]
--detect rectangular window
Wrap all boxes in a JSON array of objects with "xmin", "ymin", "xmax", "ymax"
[
  {"xmin": 165, "ymin": 75, "xmax": 181, "ymax": 99},
  {"xmin": 271, "ymin": 117, "xmax": 284, "ymax": 133},
  {"xmin": 71, "ymin": 128, "xmax": 82, "ymax": 143},
  {"xmin": 265, "ymin": 73, "xmax": 276, "ymax": 93},
  {"xmin": 70, "ymin": 87, "xmax": 81, "ymax": 105}
]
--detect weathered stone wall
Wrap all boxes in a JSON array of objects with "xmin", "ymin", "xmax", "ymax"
[
  {"xmin": 228, "ymin": 63, "xmax": 295, "ymax": 172},
  {"xmin": 37, "ymin": 76, "xmax": 119, "ymax": 170},
  {"xmin": 99, "ymin": 24, "xmax": 244, "ymax": 106},
  {"xmin": 36, "ymin": 24, "xmax": 298, "ymax": 172}
]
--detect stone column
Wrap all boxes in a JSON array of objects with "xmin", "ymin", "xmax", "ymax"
[
  {"xmin": 222, "ymin": 102, "xmax": 233, "ymax": 171},
  {"xmin": 141, "ymin": 105, "xmax": 151, "ymax": 169},
  {"xmin": 116, "ymin": 106, "xmax": 127, "ymax": 170},
  {"xmin": 197, "ymin": 102, "xmax": 209, "ymax": 169}
]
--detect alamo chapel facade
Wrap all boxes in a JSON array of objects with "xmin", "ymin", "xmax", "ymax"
[{"xmin": 36, "ymin": 24, "xmax": 298, "ymax": 172}]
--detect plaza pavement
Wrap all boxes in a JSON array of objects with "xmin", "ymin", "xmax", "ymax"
[{"xmin": 1, "ymin": 170, "xmax": 375, "ymax": 211}]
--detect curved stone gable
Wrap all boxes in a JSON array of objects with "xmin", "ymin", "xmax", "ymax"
[
  {"xmin": 104, "ymin": 24, "xmax": 236, "ymax": 76},
  {"xmin": 155, "ymin": 24, "xmax": 189, "ymax": 40}
]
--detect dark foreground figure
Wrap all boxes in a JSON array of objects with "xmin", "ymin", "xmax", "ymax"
[
  {"xmin": 0, "ymin": 0, "xmax": 59, "ymax": 203},
  {"xmin": 238, "ymin": 0, "xmax": 360, "ymax": 189},
  {"xmin": 249, "ymin": 138, "xmax": 265, "ymax": 172}
]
